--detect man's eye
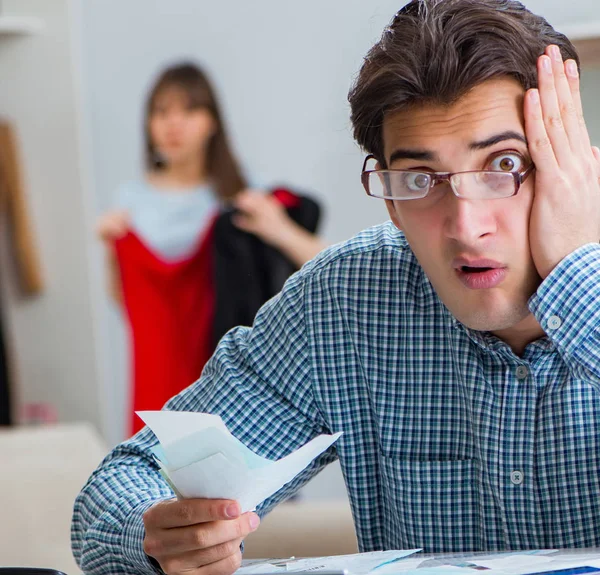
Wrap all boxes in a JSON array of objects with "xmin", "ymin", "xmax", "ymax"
[
  {"xmin": 402, "ymin": 172, "xmax": 431, "ymax": 192},
  {"xmin": 488, "ymin": 153, "xmax": 523, "ymax": 172}
]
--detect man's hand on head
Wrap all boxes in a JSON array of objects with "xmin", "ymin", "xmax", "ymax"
[
  {"xmin": 143, "ymin": 498, "xmax": 260, "ymax": 575},
  {"xmin": 525, "ymin": 44, "xmax": 600, "ymax": 280}
]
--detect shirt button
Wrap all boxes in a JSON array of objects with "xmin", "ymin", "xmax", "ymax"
[
  {"xmin": 547, "ymin": 315, "xmax": 562, "ymax": 330},
  {"xmin": 510, "ymin": 470, "xmax": 524, "ymax": 485},
  {"xmin": 515, "ymin": 365, "xmax": 529, "ymax": 380}
]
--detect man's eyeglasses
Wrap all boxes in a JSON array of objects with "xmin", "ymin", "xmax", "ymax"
[{"xmin": 361, "ymin": 154, "xmax": 535, "ymax": 202}]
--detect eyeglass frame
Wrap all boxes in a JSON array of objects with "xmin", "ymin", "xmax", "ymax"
[{"xmin": 361, "ymin": 154, "xmax": 536, "ymax": 201}]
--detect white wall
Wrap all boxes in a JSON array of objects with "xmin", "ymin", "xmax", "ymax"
[
  {"xmin": 0, "ymin": 0, "xmax": 104, "ymax": 430},
  {"xmin": 581, "ymin": 70, "xmax": 600, "ymax": 143},
  {"xmin": 527, "ymin": 0, "xmax": 600, "ymax": 25},
  {"xmin": 80, "ymin": 0, "xmax": 410, "ymax": 447}
]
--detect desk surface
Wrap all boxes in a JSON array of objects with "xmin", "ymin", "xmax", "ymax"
[{"xmin": 242, "ymin": 548, "xmax": 600, "ymax": 575}]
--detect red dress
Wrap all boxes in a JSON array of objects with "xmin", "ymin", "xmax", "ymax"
[{"xmin": 114, "ymin": 220, "xmax": 216, "ymax": 435}]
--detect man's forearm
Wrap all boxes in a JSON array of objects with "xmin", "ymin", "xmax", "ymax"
[{"xmin": 72, "ymin": 435, "xmax": 173, "ymax": 574}]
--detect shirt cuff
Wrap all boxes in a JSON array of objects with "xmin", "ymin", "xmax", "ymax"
[
  {"xmin": 529, "ymin": 243, "xmax": 600, "ymax": 354},
  {"xmin": 122, "ymin": 497, "xmax": 169, "ymax": 574}
]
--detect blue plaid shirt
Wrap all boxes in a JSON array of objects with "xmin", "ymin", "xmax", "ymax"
[{"xmin": 72, "ymin": 223, "xmax": 600, "ymax": 574}]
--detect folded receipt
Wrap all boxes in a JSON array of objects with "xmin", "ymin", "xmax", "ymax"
[{"xmin": 138, "ymin": 410, "xmax": 342, "ymax": 513}]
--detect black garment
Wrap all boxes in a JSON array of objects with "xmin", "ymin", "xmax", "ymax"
[{"xmin": 212, "ymin": 190, "xmax": 321, "ymax": 347}]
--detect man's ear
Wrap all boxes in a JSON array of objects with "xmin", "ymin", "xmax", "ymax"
[{"xmin": 385, "ymin": 199, "xmax": 404, "ymax": 232}]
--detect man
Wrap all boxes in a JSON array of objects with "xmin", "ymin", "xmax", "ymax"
[{"xmin": 72, "ymin": 1, "xmax": 600, "ymax": 573}]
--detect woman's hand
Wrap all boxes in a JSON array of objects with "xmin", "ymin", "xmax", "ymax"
[
  {"xmin": 232, "ymin": 190, "xmax": 295, "ymax": 247},
  {"xmin": 232, "ymin": 190, "xmax": 326, "ymax": 267},
  {"xmin": 96, "ymin": 210, "xmax": 130, "ymax": 243}
]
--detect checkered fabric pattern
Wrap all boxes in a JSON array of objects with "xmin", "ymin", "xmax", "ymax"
[{"xmin": 72, "ymin": 222, "xmax": 600, "ymax": 574}]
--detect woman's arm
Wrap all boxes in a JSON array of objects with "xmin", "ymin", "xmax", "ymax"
[
  {"xmin": 263, "ymin": 217, "xmax": 326, "ymax": 267},
  {"xmin": 232, "ymin": 190, "xmax": 326, "ymax": 267}
]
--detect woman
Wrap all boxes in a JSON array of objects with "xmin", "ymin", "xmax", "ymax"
[{"xmin": 97, "ymin": 62, "xmax": 325, "ymax": 434}]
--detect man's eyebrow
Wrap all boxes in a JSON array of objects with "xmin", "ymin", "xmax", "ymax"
[
  {"xmin": 469, "ymin": 131, "xmax": 528, "ymax": 150},
  {"xmin": 387, "ymin": 131, "xmax": 527, "ymax": 165},
  {"xmin": 388, "ymin": 148, "xmax": 438, "ymax": 164}
]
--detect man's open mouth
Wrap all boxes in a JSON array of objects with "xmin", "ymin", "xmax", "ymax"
[
  {"xmin": 460, "ymin": 266, "xmax": 495, "ymax": 273},
  {"xmin": 453, "ymin": 258, "xmax": 507, "ymax": 289}
]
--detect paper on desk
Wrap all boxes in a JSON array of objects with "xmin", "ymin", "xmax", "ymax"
[
  {"xmin": 385, "ymin": 550, "xmax": 597, "ymax": 575},
  {"xmin": 473, "ymin": 551, "xmax": 600, "ymax": 575},
  {"xmin": 237, "ymin": 550, "xmax": 421, "ymax": 575},
  {"xmin": 138, "ymin": 410, "xmax": 342, "ymax": 513},
  {"xmin": 284, "ymin": 550, "xmax": 422, "ymax": 574}
]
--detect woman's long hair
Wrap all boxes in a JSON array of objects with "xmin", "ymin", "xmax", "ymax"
[{"xmin": 144, "ymin": 62, "xmax": 247, "ymax": 200}]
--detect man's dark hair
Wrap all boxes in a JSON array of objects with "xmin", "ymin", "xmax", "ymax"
[{"xmin": 349, "ymin": 0, "xmax": 579, "ymax": 165}]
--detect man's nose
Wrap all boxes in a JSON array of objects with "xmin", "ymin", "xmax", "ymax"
[{"xmin": 443, "ymin": 192, "xmax": 496, "ymax": 245}]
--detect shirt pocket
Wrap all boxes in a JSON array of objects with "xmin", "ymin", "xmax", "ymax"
[{"xmin": 380, "ymin": 457, "xmax": 481, "ymax": 552}]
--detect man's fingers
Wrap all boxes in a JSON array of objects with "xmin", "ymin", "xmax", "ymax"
[
  {"xmin": 537, "ymin": 54, "xmax": 570, "ymax": 162},
  {"xmin": 524, "ymin": 88, "xmax": 559, "ymax": 172},
  {"xmin": 159, "ymin": 546, "xmax": 243, "ymax": 575},
  {"xmin": 547, "ymin": 46, "xmax": 582, "ymax": 156},
  {"xmin": 167, "ymin": 549, "xmax": 244, "ymax": 575},
  {"xmin": 148, "ymin": 513, "xmax": 259, "ymax": 555},
  {"xmin": 156, "ymin": 539, "xmax": 243, "ymax": 574},
  {"xmin": 564, "ymin": 57, "xmax": 593, "ymax": 153},
  {"xmin": 200, "ymin": 549, "xmax": 244, "ymax": 575},
  {"xmin": 144, "ymin": 499, "xmax": 241, "ymax": 529}
]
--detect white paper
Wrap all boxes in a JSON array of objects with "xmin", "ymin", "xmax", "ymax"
[
  {"xmin": 374, "ymin": 550, "xmax": 600, "ymax": 575},
  {"xmin": 138, "ymin": 410, "xmax": 342, "ymax": 513},
  {"xmin": 473, "ymin": 552, "xmax": 600, "ymax": 575},
  {"xmin": 239, "ymin": 549, "xmax": 600, "ymax": 575},
  {"xmin": 283, "ymin": 550, "xmax": 421, "ymax": 574},
  {"xmin": 236, "ymin": 550, "xmax": 421, "ymax": 575}
]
